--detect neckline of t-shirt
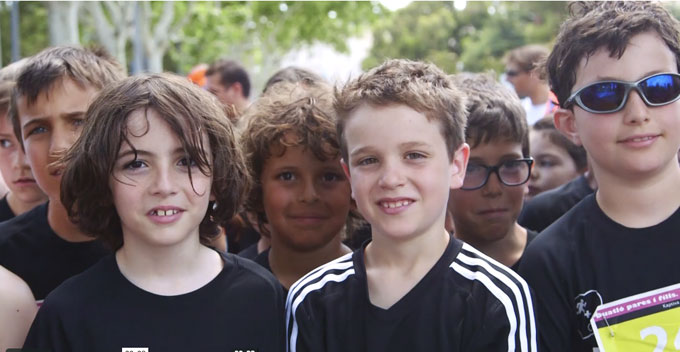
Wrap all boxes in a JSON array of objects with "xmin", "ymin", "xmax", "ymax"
[
  {"xmin": 590, "ymin": 194, "xmax": 680, "ymax": 233},
  {"xmin": 111, "ymin": 249, "xmax": 229, "ymax": 299},
  {"xmin": 359, "ymin": 235, "xmax": 458, "ymax": 318},
  {"xmin": 41, "ymin": 205, "xmax": 108, "ymax": 249}
]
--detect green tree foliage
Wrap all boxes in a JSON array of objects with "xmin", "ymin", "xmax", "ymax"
[
  {"xmin": 364, "ymin": 1, "xmax": 567, "ymax": 74},
  {"xmin": 0, "ymin": 2, "xmax": 49, "ymax": 66},
  {"xmin": 0, "ymin": 1, "xmax": 378, "ymax": 77},
  {"xmin": 166, "ymin": 1, "xmax": 379, "ymax": 75}
]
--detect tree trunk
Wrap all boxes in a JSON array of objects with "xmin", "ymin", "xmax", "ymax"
[{"xmin": 48, "ymin": 2, "xmax": 80, "ymax": 45}]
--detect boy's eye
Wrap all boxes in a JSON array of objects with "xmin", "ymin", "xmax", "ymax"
[
  {"xmin": 405, "ymin": 152, "xmax": 426, "ymax": 160},
  {"xmin": 357, "ymin": 157, "xmax": 378, "ymax": 166},
  {"xmin": 537, "ymin": 158, "xmax": 557, "ymax": 168},
  {"xmin": 321, "ymin": 172, "xmax": 343, "ymax": 182},
  {"xmin": 277, "ymin": 171, "xmax": 295, "ymax": 181},
  {"xmin": 178, "ymin": 157, "xmax": 197, "ymax": 168},
  {"xmin": 466, "ymin": 163, "xmax": 486, "ymax": 175},
  {"xmin": 0, "ymin": 139, "xmax": 12, "ymax": 149},
  {"xmin": 26, "ymin": 126, "xmax": 47, "ymax": 137},
  {"xmin": 72, "ymin": 119, "xmax": 84, "ymax": 128},
  {"xmin": 124, "ymin": 160, "xmax": 146, "ymax": 170}
]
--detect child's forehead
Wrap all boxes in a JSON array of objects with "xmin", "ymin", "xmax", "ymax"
[
  {"xmin": 123, "ymin": 108, "xmax": 205, "ymax": 145},
  {"xmin": 346, "ymin": 103, "xmax": 436, "ymax": 131},
  {"xmin": 267, "ymin": 137, "xmax": 339, "ymax": 163},
  {"xmin": 572, "ymin": 31, "xmax": 677, "ymax": 89},
  {"xmin": 470, "ymin": 139, "xmax": 523, "ymax": 155},
  {"xmin": 17, "ymin": 78, "xmax": 99, "ymax": 120}
]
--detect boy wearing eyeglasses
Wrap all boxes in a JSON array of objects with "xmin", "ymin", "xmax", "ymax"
[
  {"xmin": 518, "ymin": 2, "xmax": 680, "ymax": 351},
  {"xmin": 447, "ymin": 73, "xmax": 536, "ymax": 272},
  {"xmin": 286, "ymin": 59, "xmax": 537, "ymax": 351}
]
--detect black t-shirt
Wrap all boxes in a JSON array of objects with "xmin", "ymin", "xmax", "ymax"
[
  {"xmin": 518, "ymin": 175, "xmax": 594, "ymax": 233},
  {"xmin": 287, "ymin": 235, "xmax": 537, "ymax": 352},
  {"xmin": 509, "ymin": 229, "xmax": 538, "ymax": 272},
  {"xmin": 0, "ymin": 202, "xmax": 110, "ymax": 301},
  {"xmin": 0, "ymin": 195, "xmax": 15, "ymax": 222},
  {"xmin": 238, "ymin": 242, "xmax": 260, "ymax": 260},
  {"xmin": 254, "ymin": 247, "xmax": 272, "ymax": 271},
  {"xmin": 519, "ymin": 194, "xmax": 680, "ymax": 351},
  {"xmin": 24, "ymin": 251, "xmax": 286, "ymax": 352}
]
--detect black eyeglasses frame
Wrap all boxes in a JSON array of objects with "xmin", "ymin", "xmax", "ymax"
[{"xmin": 461, "ymin": 157, "xmax": 534, "ymax": 191}]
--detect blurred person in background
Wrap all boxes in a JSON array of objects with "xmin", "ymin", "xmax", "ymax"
[{"xmin": 504, "ymin": 44, "xmax": 557, "ymax": 126}]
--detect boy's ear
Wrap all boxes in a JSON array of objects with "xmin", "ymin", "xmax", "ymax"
[
  {"xmin": 449, "ymin": 143, "xmax": 470, "ymax": 189},
  {"xmin": 340, "ymin": 158, "xmax": 355, "ymax": 200},
  {"xmin": 554, "ymin": 108, "xmax": 582, "ymax": 146}
]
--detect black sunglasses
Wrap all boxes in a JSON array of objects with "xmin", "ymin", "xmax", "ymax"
[
  {"xmin": 461, "ymin": 158, "xmax": 533, "ymax": 191},
  {"xmin": 564, "ymin": 72, "xmax": 680, "ymax": 114}
]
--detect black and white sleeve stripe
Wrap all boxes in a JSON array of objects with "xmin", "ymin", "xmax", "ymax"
[
  {"xmin": 452, "ymin": 243, "xmax": 538, "ymax": 352},
  {"xmin": 285, "ymin": 253, "xmax": 355, "ymax": 352}
]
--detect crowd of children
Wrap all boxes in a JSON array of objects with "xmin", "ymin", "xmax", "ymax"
[{"xmin": 0, "ymin": 2, "xmax": 679, "ymax": 352}]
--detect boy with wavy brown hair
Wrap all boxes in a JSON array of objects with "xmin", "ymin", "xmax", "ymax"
[{"xmin": 24, "ymin": 73, "xmax": 284, "ymax": 352}]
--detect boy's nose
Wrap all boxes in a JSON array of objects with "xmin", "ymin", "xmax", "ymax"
[
  {"xmin": 49, "ymin": 127, "xmax": 79, "ymax": 155},
  {"xmin": 150, "ymin": 168, "xmax": 178, "ymax": 196},
  {"xmin": 378, "ymin": 161, "xmax": 406, "ymax": 189},
  {"xmin": 13, "ymin": 148, "xmax": 31, "ymax": 170},
  {"xmin": 298, "ymin": 178, "xmax": 320, "ymax": 203},
  {"xmin": 623, "ymin": 90, "xmax": 650, "ymax": 125},
  {"xmin": 481, "ymin": 172, "xmax": 503, "ymax": 197}
]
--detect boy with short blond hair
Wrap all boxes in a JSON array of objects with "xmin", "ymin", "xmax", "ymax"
[
  {"xmin": 0, "ymin": 46, "xmax": 126, "ymax": 302},
  {"xmin": 519, "ymin": 2, "xmax": 680, "ymax": 351},
  {"xmin": 286, "ymin": 59, "xmax": 536, "ymax": 351}
]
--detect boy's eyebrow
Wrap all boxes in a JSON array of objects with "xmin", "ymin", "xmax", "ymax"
[
  {"xmin": 22, "ymin": 117, "xmax": 48, "ymax": 130},
  {"xmin": 349, "ymin": 145, "xmax": 375, "ymax": 158},
  {"xmin": 349, "ymin": 141, "xmax": 432, "ymax": 158},
  {"xmin": 399, "ymin": 141, "xmax": 432, "ymax": 150},
  {"xmin": 21, "ymin": 111, "xmax": 87, "ymax": 129},
  {"xmin": 116, "ymin": 147, "xmax": 186, "ymax": 160},
  {"xmin": 593, "ymin": 69, "xmax": 666, "ymax": 82},
  {"xmin": 469, "ymin": 153, "xmax": 523, "ymax": 163},
  {"xmin": 60, "ymin": 111, "xmax": 86, "ymax": 119}
]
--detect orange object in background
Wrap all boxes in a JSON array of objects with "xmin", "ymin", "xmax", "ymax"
[{"xmin": 188, "ymin": 63, "xmax": 208, "ymax": 88}]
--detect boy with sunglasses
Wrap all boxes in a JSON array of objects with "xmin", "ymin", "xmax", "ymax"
[
  {"xmin": 447, "ymin": 73, "xmax": 537, "ymax": 272},
  {"xmin": 518, "ymin": 2, "xmax": 680, "ymax": 351}
]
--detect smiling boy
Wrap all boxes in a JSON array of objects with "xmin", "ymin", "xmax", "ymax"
[
  {"xmin": 241, "ymin": 81, "xmax": 352, "ymax": 291},
  {"xmin": 286, "ymin": 59, "xmax": 536, "ymax": 351},
  {"xmin": 23, "ymin": 73, "xmax": 284, "ymax": 352},
  {"xmin": 0, "ymin": 46, "xmax": 125, "ymax": 301},
  {"xmin": 518, "ymin": 2, "xmax": 680, "ymax": 351},
  {"xmin": 447, "ymin": 73, "xmax": 537, "ymax": 272}
]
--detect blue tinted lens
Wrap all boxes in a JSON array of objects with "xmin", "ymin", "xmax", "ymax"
[
  {"xmin": 579, "ymin": 82, "xmax": 626, "ymax": 111},
  {"xmin": 641, "ymin": 74, "xmax": 680, "ymax": 104}
]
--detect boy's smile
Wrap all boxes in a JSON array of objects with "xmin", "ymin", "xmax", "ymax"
[
  {"xmin": 558, "ymin": 31, "xmax": 680, "ymax": 181},
  {"xmin": 261, "ymin": 143, "xmax": 351, "ymax": 252},
  {"xmin": 111, "ymin": 108, "xmax": 213, "ymax": 248},
  {"xmin": 344, "ymin": 104, "xmax": 467, "ymax": 241}
]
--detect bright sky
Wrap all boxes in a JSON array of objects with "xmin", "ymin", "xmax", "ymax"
[{"xmin": 379, "ymin": 0, "xmax": 412, "ymax": 12}]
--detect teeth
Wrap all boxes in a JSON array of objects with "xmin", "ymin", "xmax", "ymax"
[
  {"xmin": 381, "ymin": 200, "xmax": 411, "ymax": 208},
  {"xmin": 631, "ymin": 136, "xmax": 653, "ymax": 142},
  {"xmin": 153, "ymin": 209, "xmax": 179, "ymax": 216}
]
